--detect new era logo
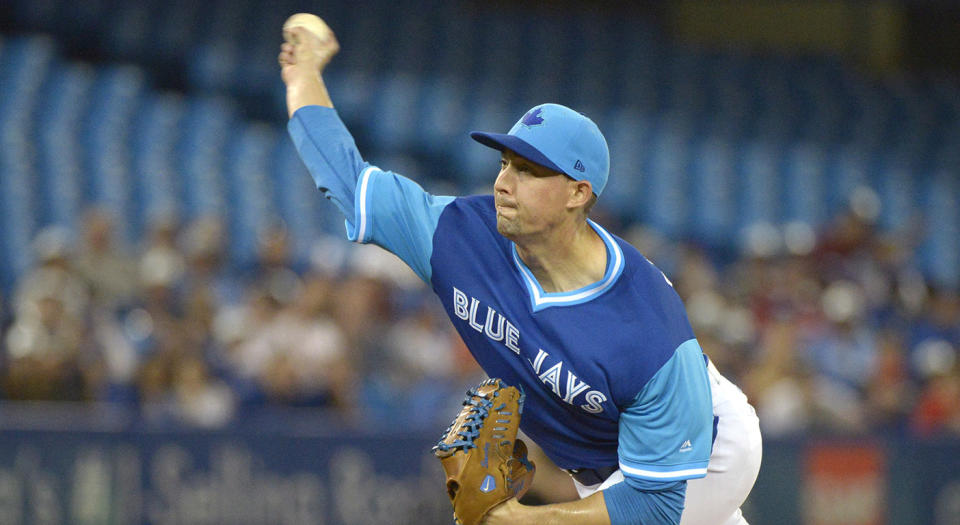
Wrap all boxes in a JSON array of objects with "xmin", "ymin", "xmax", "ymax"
[{"xmin": 573, "ymin": 160, "xmax": 585, "ymax": 172}]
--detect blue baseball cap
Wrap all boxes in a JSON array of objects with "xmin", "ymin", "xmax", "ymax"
[{"xmin": 470, "ymin": 103, "xmax": 610, "ymax": 196}]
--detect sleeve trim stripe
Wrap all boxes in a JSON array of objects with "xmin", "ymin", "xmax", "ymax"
[
  {"xmin": 354, "ymin": 166, "xmax": 376, "ymax": 243},
  {"xmin": 619, "ymin": 462, "xmax": 708, "ymax": 480}
]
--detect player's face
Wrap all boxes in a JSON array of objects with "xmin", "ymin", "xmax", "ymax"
[{"xmin": 493, "ymin": 150, "xmax": 572, "ymax": 240}]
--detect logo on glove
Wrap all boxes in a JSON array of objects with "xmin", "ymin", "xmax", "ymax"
[{"xmin": 480, "ymin": 474, "xmax": 497, "ymax": 493}]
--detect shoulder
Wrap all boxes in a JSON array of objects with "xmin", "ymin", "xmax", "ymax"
[
  {"xmin": 613, "ymin": 237, "xmax": 692, "ymax": 340},
  {"xmin": 430, "ymin": 195, "xmax": 512, "ymax": 257},
  {"xmin": 614, "ymin": 237, "xmax": 674, "ymax": 293},
  {"xmin": 444, "ymin": 195, "xmax": 495, "ymax": 217},
  {"xmin": 434, "ymin": 195, "xmax": 499, "ymax": 236},
  {"xmin": 594, "ymin": 236, "xmax": 697, "ymax": 402}
]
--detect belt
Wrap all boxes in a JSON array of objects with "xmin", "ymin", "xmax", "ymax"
[{"xmin": 566, "ymin": 465, "xmax": 619, "ymax": 486}]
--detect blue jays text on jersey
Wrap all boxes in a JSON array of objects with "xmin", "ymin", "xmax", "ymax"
[
  {"xmin": 288, "ymin": 105, "xmax": 714, "ymax": 484},
  {"xmin": 452, "ymin": 286, "xmax": 607, "ymax": 414}
]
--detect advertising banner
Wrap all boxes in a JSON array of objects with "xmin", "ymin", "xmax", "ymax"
[
  {"xmin": 803, "ymin": 442, "xmax": 886, "ymax": 525},
  {"xmin": 0, "ymin": 428, "xmax": 451, "ymax": 525},
  {"xmin": 0, "ymin": 425, "xmax": 957, "ymax": 524}
]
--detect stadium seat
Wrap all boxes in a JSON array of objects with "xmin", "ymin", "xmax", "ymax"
[
  {"xmin": 36, "ymin": 63, "xmax": 94, "ymax": 228},
  {"xmin": 1, "ymin": 0, "xmax": 959, "ymax": 293}
]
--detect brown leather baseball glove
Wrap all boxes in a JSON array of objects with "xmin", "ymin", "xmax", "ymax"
[{"xmin": 433, "ymin": 378, "xmax": 536, "ymax": 525}]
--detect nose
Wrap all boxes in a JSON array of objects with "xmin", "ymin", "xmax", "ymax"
[{"xmin": 494, "ymin": 164, "xmax": 513, "ymax": 195}]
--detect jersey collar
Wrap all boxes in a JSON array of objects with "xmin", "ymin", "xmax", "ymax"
[{"xmin": 511, "ymin": 219, "xmax": 625, "ymax": 312}]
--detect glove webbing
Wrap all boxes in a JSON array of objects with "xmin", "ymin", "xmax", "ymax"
[{"xmin": 433, "ymin": 379, "xmax": 520, "ymax": 453}]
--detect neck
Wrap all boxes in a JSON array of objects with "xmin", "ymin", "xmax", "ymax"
[{"xmin": 515, "ymin": 220, "xmax": 607, "ymax": 293}]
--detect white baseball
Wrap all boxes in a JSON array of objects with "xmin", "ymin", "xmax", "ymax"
[{"xmin": 282, "ymin": 13, "xmax": 332, "ymax": 42}]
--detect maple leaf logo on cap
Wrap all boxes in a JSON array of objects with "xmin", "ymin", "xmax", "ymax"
[{"xmin": 521, "ymin": 107, "xmax": 544, "ymax": 127}]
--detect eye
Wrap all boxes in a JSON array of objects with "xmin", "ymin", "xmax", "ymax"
[{"xmin": 499, "ymin": 159, "xmax": 507, "ymax": 170}]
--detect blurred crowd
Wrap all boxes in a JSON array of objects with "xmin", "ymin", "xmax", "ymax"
[
  {"xmin": 633, "ymin": 188, "xmax": 960, "ymax": 440},
  {"xmin": 1, "ymin": 189, "xmax": 958, "ymax": 439},
  {"xmin": 0, "ymin": 208, "xmax": 481, "ymax": 429}
]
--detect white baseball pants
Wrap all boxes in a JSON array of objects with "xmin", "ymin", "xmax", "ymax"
[{"xmin": 573, "ymin": 360, "xmax": 763, "ymax": 525}]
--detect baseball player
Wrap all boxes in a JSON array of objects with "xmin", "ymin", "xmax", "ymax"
[{"xmin": 279, "ymin": 19, "xmax": 761, "ymax": 525}]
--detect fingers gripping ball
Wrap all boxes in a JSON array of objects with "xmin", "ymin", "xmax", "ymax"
[
  {"xmin": 280, "ymin": 13, "xmax": 339, "ymax": 75},
  {"xmin": 282, "ymin": 13, "xmax": 333, "ymax": 43},
  {"xmin": 433, "ymin": 379, "xmax": 536, "ymax": 525}
]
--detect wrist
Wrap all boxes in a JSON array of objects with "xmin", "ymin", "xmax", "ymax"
[
  {"xmin": 285, "ymin": 72, "xmax": 333, "ymax": 115},
  {"xmin": 284, "ymin": 67, "xmax": 322, "ymax": 87},
  {"xmin": 507, "ymin": 500, "xmax": 549, "ymax": 524}
]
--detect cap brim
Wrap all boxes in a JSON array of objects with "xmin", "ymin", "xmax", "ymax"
[{"xmin": 469, "ymin": 132, "xmax": 566, "ymax": 175}]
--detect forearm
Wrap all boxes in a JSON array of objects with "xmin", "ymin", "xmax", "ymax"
[
  {"xmin": 489, "ymin": 479, "xmax": 686, "ymax": 525},
  {"xmin": 286, "ymin": 73, "xmax": 333, "ymax": 117},
  {"xmin": 278, "ymin": 20, "xmax": 339, "ymax": 117},
  {"xmin": 526, "ymin": 494, "xmax": 612, "ymax": 525},
  {"xmin": 287, "ymin": 105, "xmax": 365, "ymax": 219},
  {"xmin": 485, "ymin": 493, "xmax": 610, "ymax": 525}
]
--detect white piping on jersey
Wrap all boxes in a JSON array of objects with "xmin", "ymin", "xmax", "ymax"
[
  {"xmin": 618, "ymin": 463, "xmax": 708, "ymax": 479},
  {"xmin": 354, "ymin": 166, "xmax": 377, "ymax": 243},
  {"xmin": 512, "ymin": 219, "xmax": 625, "ymax": 311}
]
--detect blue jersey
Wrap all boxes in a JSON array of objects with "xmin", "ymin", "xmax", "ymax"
[{"xmin": 289, "ymin": 106, "xmax": 713, "ymax": 486}]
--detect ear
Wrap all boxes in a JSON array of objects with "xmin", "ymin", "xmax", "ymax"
[{"xmin": 566, "ymin": 179, "xmax": 594, "ymax": 210}]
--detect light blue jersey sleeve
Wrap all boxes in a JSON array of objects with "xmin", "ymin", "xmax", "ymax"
[
  {"xmin": 287, "ymin": 105, "xmax": 366, "ymax": 220},
  {"xmin": 617, "ymin": 339, "xmax": 713, "ymax": 483},
  {"xmin": 348, "ymin": 167, "xmax": 454, "ymax": 282},
  {"xmin": 287, "ymin": 105, "xmax": 454, "ymax": 283},
  {"xmin": 602, "ymin": 340, "xmax": 711, "ymax": 525}
]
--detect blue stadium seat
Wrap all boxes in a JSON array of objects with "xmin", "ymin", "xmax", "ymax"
[
  {"xmin": 0, "ymin": 36, "xmax": 56, "ymax": 121},
  {"xmin": 0, "ymin": 36, "xmax": 58, "ymax": 284},
  {"xmin": 825, "ymin": 146, "xmax": 872, "ymax": 217},
  {"xmin": 0, "ymin": 161, "xmax": 37, "ymax": 285},
  {"xmin": 782, "ymin": 144, "xmax": 827, "ymax": 225},
  {"xmin": 36, "ymin": 63, "xmax": 94, "ymax": 229},
  {"xmin": 367, "ymin": 74, "xmax": 423, "ymax": 153},
  {"xmin": 689, "ymin": 137, "xmax": 737, "ymax": 244},
  {"xmin": 179, "ymin": 96, "xmax": 238, "ymax": 218},
  {"xmin": 82, "ymin": 65, "xmax": 146, "ymax": 244},
  {"xmin": 875, "ymin": 156, "xmax": 919, "ymax": 233},
  {"xmin": 417, "ymin": 75, "xmax": 469, "ymax": 156},
  {"xmin": 131, "ymin": 93, "xmax": 187, "ymax": 233},
  {"xmin": 736, "ymin": 140, "xmax": 782, "ymax": 230},
  {"xmin": 919, "ymin": 173, "xmax": 960, "ymax": 289},
  {"xmin": 643, "ymin": 117, "xmax": 692, "ymax": 237},
  {"xmin": 224, "ymin": 123, "xmax": 280, "ymax": 264},
  {"xmin": 2, "ymin": 0, "xmax": 960, "ymax": 293},
  {"xmin": 601, "ymin": 109, "xmax": 653, "ymax": 219}
]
